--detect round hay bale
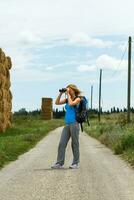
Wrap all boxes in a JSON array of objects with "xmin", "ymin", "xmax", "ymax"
[
  {"xmin": 6, "ymin": 120, "xmax": 12, "ymax": 129},
  {"xmin": 0, "ymin": 74, "xmax": 6, "ymax": 88},
  {"xmin": 0, "ymin": 122, "xmax": 7, "ymax": 133},
  {"xmin": 8, "ymin": 101, "xmax": 12, "ymax": 110},
  {"xmin": 0, "ymin": 101, "xmax": 4, "ymax": 111},
  {"xmin": 5, "ymin": 67, "xmax": 10, "ymax": 79},
  {"xmin": 0, "ymin": 50, "xmax": 6, "ymax": 64},
  {"xmin": 3, "ymin": 57, "xmax": 8, "ymax": 68},
  {"xmin": 0, "ymin": 112, "xmax": 5, "ymax": 123},
  {"xmin": 4, "ymin": 78, "xmax": 11, "ymax": 90},
  {"xmin": 8, "ymin": 112, "xmax": 13, "ymax": 122},
  {"xmin": 6, "ymin": 56, "xmax": 12, "ymax": 70},
  {"xmin": 0, "ymin": 89, "xmax": 3, "ymax": 100},
  {"xmin": 0, "ymin": 88, "xmax": 7, "ymax": 99},
  {"xmin": 0, "ymin": 63, "xmax": 6, "ymax": 76},
  {"xmin": 6, "ymin": 90, "xmax": 12, "ymax": 102},
  {"xmin": 0, "ymin": 124, "xmax": 5, "ymax": 133},
  {"xmin": 9, "ymin": 90, "xmax": 13, "ymax": 100},
  {"xmin": 0, "ymin": 100, "xmax": 7, "ymax": 112}
]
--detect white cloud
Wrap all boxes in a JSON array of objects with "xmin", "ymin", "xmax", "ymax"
[
  {"xmin": 69, "ymin": 32, "xmax": 114, "ymax": 48},
  {"xmin": 96, "ymin": 54, "xmax": 128, "ymax": 70},
  {"xmin": 77, "ymin": 65, "xmax": 96, "ymax": 72},
  {"xmin": 19, "ymin": 30, "xmax": 42, "ymax": 45}
]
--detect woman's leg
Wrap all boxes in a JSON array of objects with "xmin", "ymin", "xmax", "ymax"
[
  {"xmin": 56, "ymin": 125, "xmax": 71, "ymax": 165},
  {"xmin": 70, "ymin": 122, "xmax": 80, "ymax": 165}
]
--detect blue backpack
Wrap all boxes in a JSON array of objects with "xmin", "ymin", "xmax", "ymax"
[{"xmin": 74, "ymin": 96, "xmax": 90, "ymax": 132}]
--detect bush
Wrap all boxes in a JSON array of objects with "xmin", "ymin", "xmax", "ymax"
[{"xmin": 115, "ymin": 113, "xmax": 127, "ymax": 127}]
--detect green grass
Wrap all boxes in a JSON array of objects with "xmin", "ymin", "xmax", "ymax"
[
  {"xmin": 0, "ymin": 115, "xmax": 64, "ymax": 169},
  {"xmin": 84, "ymin": 112, "xmax": 134, "ymax": 168}
]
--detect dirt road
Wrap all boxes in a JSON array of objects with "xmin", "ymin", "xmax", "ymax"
[{"xmin": 0, "ymin": 126, "xmax": 134, "ymax": 200}]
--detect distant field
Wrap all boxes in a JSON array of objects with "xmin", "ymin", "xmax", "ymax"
[
  {"xmin": 0, "ymin": 115, "xmax": 64, "ymax": 169},
  {"xmin": 84, "ymin": 112, "xmax": 134, "ymax": 168}
]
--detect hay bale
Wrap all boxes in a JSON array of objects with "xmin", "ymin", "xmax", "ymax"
[
  {"xmin": 0, "ymin": 49, "xmax": 6, "ymax": 64},
  {"xmin": 0, "ymin": 122, "xmax": 6, "ymax": 132},
  {"xmin": 41, "ymin": 97, "xmax": 53, "ymax": 120},
  {"xmin": 6, "ymin": 120, "xmax": 12, "ymax": 129},
  {"xmin": 5, "ymin": 68, "xmax": 10, "ymax": 79},
  {"xmin": 6, "ymin": 56, "xmax": 12, "ymax": 70},
  {"xmin": 0, "ymin": 112, "xmax": 6, "ymax": 123},
  {"xmin": 8, "ymin": 111, "xmax": 13, "ymax": 122},
  {"xmin": 0, "ymin": 49, "xmax": 12, "ymax": 133},
  {"xmin": 0, "ymin": 88, "xmax": 7, "ymax": 100},
  {"xmin": 0, "ymin": 74, "xmax": 6, "ymax": 88},
  {"xmin": 8, "ymin": 90, "xmax": 12, "ymax": 100},
  {"xmin": 4, "ymin": 78, "xmax": 11, "ymax": 90},
  {"xmin": 0, "ymin": 63, "xmax": 6, "ymax": 76},
  {"xmin": 0, "ymin": 99, "xmax": 7, "ymax": 112}
]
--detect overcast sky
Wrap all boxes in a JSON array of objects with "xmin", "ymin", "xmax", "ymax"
[{"xmin": 0, "ymin": 0, "xmax": 134, "ymax": 112}]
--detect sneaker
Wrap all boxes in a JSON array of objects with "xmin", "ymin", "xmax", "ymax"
[
  {"xmin": 51, "ymin": 162, "xmax": 64, "ymax": 169},
  {"xmin": 69, "ymin": 163, "xmax": 79, "ymax": 169}
]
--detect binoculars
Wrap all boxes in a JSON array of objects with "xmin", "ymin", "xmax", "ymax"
[{"xmin": 59, "ymin": 88, "xmax": 67, "ymax": 93}]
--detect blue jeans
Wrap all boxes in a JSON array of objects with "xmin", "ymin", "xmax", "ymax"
[{"xmin": 56, "ymin": 121, "xmax": 80, "ymax": 165}]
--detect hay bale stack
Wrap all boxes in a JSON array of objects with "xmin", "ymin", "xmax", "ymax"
[
  {"xmin": 0, "ymin": 48, "xmax": 12, "ymax": 133},
  {"xmin": 41, "ymin": 98, "xmax": 53, "ymax": 120}
]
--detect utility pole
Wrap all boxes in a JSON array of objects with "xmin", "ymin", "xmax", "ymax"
[
  {"xmin": 91, "ymin": 85, "xmax": 93, "ymax": 110},
  {"xmin": 127, "ymin": 36, "xmax": 132, "ymax": 123},
  {"xmin": 98, "ymin": 69, "xmax": 102, "ymax": 122}
]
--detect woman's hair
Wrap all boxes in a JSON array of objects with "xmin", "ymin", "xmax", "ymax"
[{"xmin": 66, "ymin": 84, "xmax": 82, "ymax": 96}]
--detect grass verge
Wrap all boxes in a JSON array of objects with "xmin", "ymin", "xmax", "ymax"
[
  {"xmin": 0, "ymin": 115, "xmax": 64, "ymax": 169},
  {"xmin": 84, "ymin": 112, "xmax": 134, "ymax": 168}
]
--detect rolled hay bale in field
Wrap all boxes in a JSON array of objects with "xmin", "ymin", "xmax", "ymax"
[
  {"xmin": 5, "ymin": 67, "xmax": 10, "ymax": 79},
  {"xmin": 6, "ymin": 56, "xmax": 12, "ymax": 70},
  {"xmin": 0, "ymin": 100, "xmax": 5, "ymax": 112},
  {"xmin": 0, "ymin": 48, "xmax": 12, "ymax": 133},
  {"xmin": 6, "ymin": 90, "xmax": 12, "ymax": 102},
  {"xmin": 4, "ymin": 78, "xmax": 11, "ymax": 90},
  {"xmin": 8, "ymin": 111, "xmax": 13, "ymax": 122},
  {"xmin": 0, "ymin": 63, "xmax": 6, "ymax": 76},
  {"xmin": 0, "ymin": 99, "xmax": 9, "ymax": 112},
  {"xmin": 0, "ymin": 88, "xmax": 7, "ymax": 100},
  {"xmin": 42, "ymin": 112, "xmax": 53, "ymax": 120},
  {"xmin": 7, "ymin": 101, "xmax": 12, "ymax": 111},
  {"xmin": 0, "ymin": 122, "xmax": 7, "ymax": 133},
  {"xmin": 6, "ymin": 120, "xmax": 12, "ymax": 129},
  {"xmin": 0, "ymin": 74, "xmax": 6, "ymax": 88},
  {"xmin": 41, "ymin": 97, "xmax": 53, "ymax": 120},
  {"xmin": 0, "ymin": 112, "xmax": 6, "ymax": 123},
  {"xmin": 0, "ymin": 48, "xmax": 6, "ymax": 64}
]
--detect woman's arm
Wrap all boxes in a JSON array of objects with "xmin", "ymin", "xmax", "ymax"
[
  {"xmin": 67, "ymin": 93, "xmax": 81, "ymax": 106},
  {"xmin": 55, "ymin": 92, "xmax": 67, "ymax": 105}
]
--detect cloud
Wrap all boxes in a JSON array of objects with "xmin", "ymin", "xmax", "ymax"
[
  {"xmin": 19, "ymin": 30, "xmax": 43, "ymax": 45},
  {"xmin": 77, "ymin": 65, "xmax": 96, "ymax": 72},
  {"xmin": 69, "ymin": 32, "xmax": 114, "ymax": 48},
  {"xmin": 96, "ymin": 54, "xmax": 128, "ymax": 70},
  {"xmin": 76, "ymin": 54, "xmax": 128, "ymax": 73}
]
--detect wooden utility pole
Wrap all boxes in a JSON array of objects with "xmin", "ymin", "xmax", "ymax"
[
  {"xmin": 98, "ymin": 69, "xmax": 102, "ymax": 122},
  {"xmin": 127, "ymin": 36, "xmax": 132, "ymax": 123},
  {"xmin": 91, "ymin": 85, "xmax": 93, "ymax": 110}
]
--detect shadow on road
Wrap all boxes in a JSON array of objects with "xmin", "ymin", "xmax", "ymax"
[{"xmin": 33, "ymin": 167, "xmax": 71, "ymax": 171}]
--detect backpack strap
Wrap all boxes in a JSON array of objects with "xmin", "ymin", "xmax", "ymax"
[
  {"xmin": 86, "ymin": 112, "xmax": 90, "ymax": 126},
  {"xmin": 80, "ymin": 122, "xmax": 83, "ymax": 132}
]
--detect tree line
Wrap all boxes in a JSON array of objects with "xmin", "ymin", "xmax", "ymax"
[{"xmin": 13, "ymin": 107, "xmax": 134, "ymax": 119}]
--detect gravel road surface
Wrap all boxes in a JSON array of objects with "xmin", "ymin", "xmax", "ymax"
[{"xmin": 0, "ymin": 126, "xmax": 134, "ymax": 200}]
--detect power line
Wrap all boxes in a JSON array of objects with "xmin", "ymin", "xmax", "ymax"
[{"xmin": 107, "ymin": 43, "xmax": 128, "ymax": 79}]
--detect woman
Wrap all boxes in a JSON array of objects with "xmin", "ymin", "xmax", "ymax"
[{"xmin": 51, "ymin": 84, "xmax": 82, "ymax": 169}]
